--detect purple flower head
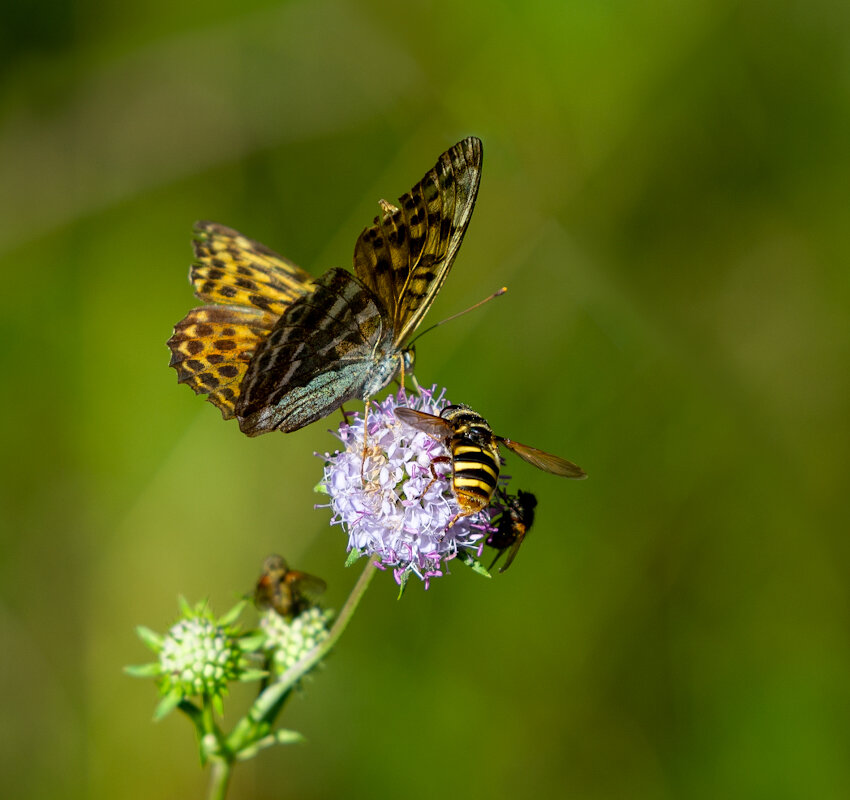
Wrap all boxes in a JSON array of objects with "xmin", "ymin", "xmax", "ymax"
[{"xmin": 316, "ymin": 386, "xmax": 499, "ymax": 588}]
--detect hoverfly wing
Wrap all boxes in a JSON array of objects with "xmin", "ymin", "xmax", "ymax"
[
  {"xmin": 353, "ymin": 137, "xmax": 483, "ymax": 347},
  {"xmin": 498, "ymin": 438, "xmax": 587, "ymax": 478},
  {"xmin": 394, "ymin": 407, "xmax": 453, "ymax": 439},
  {"xmin": 499, "ymin": 538, "xmax": 526, "ymax": 573},
  {"xmin": 236, "ymin": 269, "xmax": 391, "ymax": 435},
  {"xmin": 287, "ymin": 571, "xmax": 328, "ymax": 600}
]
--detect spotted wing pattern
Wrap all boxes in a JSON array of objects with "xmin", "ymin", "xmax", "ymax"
[
  {"xmin": 190, "ymin": 221, "xmax": 315, "ymax": 314},
  {"xmin": 167, "ymin": 221, "xmax": 315, "ymax": 418},
  {"xmin": 236, "ymin": 268, "xmax": 388, "ymax": 435},
  {"xmin": 352, "ymin": 136, "xmax": 482, "ymax": 345}
]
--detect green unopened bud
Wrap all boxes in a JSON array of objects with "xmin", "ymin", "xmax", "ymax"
[{"xmin": 261, "ymin": 607, "xmax": 334, "ymax": 676}]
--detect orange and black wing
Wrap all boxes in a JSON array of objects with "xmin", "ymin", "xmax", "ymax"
[{"xmin": 168, "ymin": 222, "xmax": 315, "ymax": 419}]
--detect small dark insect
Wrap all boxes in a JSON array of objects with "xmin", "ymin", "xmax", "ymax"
[
  {"xmin": 394, "ymin": 403, "xmax": 585, "ymax": 527},
  {"xmin": 254, "ymin": 554, "xmax": 327, "ymax": 618},
  {"xmin": 487, "ymin": 489, "xmax": 538, "ymax": 573}
]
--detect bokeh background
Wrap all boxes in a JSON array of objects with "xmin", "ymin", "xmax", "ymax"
[{"xmin": 2, "ymin": 1, "xmax": 850, "ymax": 797}]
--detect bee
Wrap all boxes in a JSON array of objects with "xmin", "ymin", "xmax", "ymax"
[
  {"xmin": 394, "ymin": 404, "xmax": 585, "ymax": 526},
  {"xmin": 487, "ymin": 489, "xmax": 538, "ymax": 573},
  {"xmin": 253, "ymin": 554, "xmax": 327, "ymax": 618}
]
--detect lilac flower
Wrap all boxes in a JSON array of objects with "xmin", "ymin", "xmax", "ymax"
[{"xmin": 316, "ymin": 386, "xmax": 498, "ymax": 588}]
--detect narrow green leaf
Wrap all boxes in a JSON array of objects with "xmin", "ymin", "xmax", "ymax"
[
  {"xmin": 239, "ymin": 633, "xmax": 266, "ymax": 652},
  {"xmin": 345, "ymin": 548, "xmax": 363, "ymax": 568},
  {"xmin": 124, "ymin": 662, "xmax": 161, "ymax": 678},
  {"xmin": 153, "ymin": 689, "xmax": 183, "ymax": 721},
  {"xmin": 219, "ymin": 599, "xmax": 247, "ymax": 627},
  {"xmin": 274, "ymin": 729, "xmax": 305, "ymax": 745},
  {"xmin": 134, "ymin": 626, "xmax": 163, "ymax": 651},
  {"xmin": 238, "ymin": 669, "xmax": 269, "ymax": 683},
  {"xmin": 458, "ymin": 551, "xmax": 492, "ymax": 578}
]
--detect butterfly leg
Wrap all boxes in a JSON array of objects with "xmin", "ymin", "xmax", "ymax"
[
  {"xmin": 339, "ymin": 405, "xmax": 348, "ymax": 424},
  {"xmin": 359, "ymin": 400, "xmax": 371, "ymax": 483}
]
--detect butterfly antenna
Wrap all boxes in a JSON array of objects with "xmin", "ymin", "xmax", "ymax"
[{"xmin": 407, "ymin": 287, "xmax": 507, "ymax": 347}]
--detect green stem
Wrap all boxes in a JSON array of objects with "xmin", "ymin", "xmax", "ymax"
[
  {"xmin": 227, "ymin": 557, "xmax": 379, "ymax": 753},
  {"xmin": 206, "ymin": 760, "xmax": 232, "ymax": 800}
]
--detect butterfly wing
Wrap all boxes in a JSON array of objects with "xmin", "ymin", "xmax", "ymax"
[
  {"xmin": 236, "ymin": 268, "xmax": 390, "ymax": 435},
  {"xmin": 168, "ymin": 305, "xmax": 273, "ymax": 419},
  {"xmin": 352, "ymin": 137, "xmax": 482, "ymax": 346},
  {"xmin": 168, "ymin": 222, "xmax": 316, "ymax": 418},
  {"xmin": 190, "ymin": 221, "xmax": 315, "ymax": 314},
  {"xmin": 498, "ymin": 438, "xmax": 587, "ymax": 478}
]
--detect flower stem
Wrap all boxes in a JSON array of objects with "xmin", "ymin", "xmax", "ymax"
[{"xmin": 206, "ymin": 760, "xmax": 232, "ymax": 800}]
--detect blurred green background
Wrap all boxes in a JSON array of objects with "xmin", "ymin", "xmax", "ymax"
[{"xmin": 2, "ymin": 0, "xmax": 850, "ymax": 797}]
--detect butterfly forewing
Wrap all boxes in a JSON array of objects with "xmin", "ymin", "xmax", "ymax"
[
  {"xmin": 190, "ymin": 221, "xmax": 315, "ymax": 315},
  {"xmin": 352, "ymin": 137, "xmax": 482, "ymax": 346},
  {"xmin": 236, "ymin": 269, "xmax": 389, "ymax": 435}
]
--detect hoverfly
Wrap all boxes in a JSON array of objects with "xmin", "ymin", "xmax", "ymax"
[
  {"xmin": 394, "ymin": 404, "xmax": 585, "ymax": 526},
  {"xmin": 487, "ymin": 489, "xmax": 538, "ymax": 573},
  {"xmin": 253, "ymin": 554, "xmax": 327, "ymax": 618}
]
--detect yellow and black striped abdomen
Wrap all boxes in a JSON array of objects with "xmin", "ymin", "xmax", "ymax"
[{"xmin": 449, "ymin": 436, "xmax": 501, "ymax": 512}]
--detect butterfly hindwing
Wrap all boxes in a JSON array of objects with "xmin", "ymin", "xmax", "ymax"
[
  {"xmin": 236, "ymin": 268, "xmax": 389, "ymax": 435},
  {"xmin": 167, "ymin": 305, "xmax": 273, "ymax": 418},
  {"xmin": 352, "ymin": 136, "xmax": 482, "ymax": 345}
]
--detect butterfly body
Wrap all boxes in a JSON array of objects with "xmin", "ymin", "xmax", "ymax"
[
  {"xmin": 235, "ymin": 268, "xmax": 409, "ymax": 434},
  {"xmin": 395, "ymin": 403, "xmax": 586, "ymax": 523},
  {"xmin": 169, "ymin": 138, "xmax": 483, "ymax": 435}
]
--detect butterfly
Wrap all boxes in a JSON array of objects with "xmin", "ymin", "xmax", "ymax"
[{"xmin": 168, "ymin": 137, "xmax": 483, "ymax": 435}]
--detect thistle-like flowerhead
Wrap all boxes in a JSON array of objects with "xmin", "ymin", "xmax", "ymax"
[
  {"xmin": 260, "ymin": 606, "xmax": 335, "ymax": 677},
  {"xmin": 127, "ymin": 598, "xmax": 265, "ymax": 719},
  {"xmin": 316, "ymin": 386, "xmax": 497, "ymax": 589}
]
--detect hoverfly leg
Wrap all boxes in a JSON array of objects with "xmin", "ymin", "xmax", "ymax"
[{"xmin": 419, "ymin": 455, "xmax": 450, "ymax": 499}]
